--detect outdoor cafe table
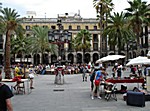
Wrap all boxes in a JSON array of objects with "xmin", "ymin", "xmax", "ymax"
[
  {"xmin": 105, "ymin": 78, "xmax": 144, "ymax": 84},
  {"xmin": 1, "ymin": 78, "xmax": 30, "ymax": 94},
  {"xmin": 105, "ymin": 78, "xmax": 144, "ymax": 88}
]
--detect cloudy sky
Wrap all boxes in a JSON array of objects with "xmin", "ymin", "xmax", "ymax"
[{"xmin": 1, "ymin": 0, "xmax": 150, "ymax": 18}]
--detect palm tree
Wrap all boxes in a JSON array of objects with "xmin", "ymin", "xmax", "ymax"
[
  {"xmin": 103, "ymin": 12, "xmax": 135, "ymax": 54},
  {"xmin": 93, "ymin": 0, "xmax": 114, "ymax": 23},
  {"xmin": 11, "ymin": 34, "xmax": 28, "ymax": 63},
  {"xmin": 0, "ymin": 8, "xmax": 21, "ymax": 79},
  {"xmin": 125, "ymin": 0, "xmax": 150, "ymax": 55},
  {"xmin": 74, "ymin": 29, "xmax": 92, "ymax": 63},
  {"xmin": 93, "ymin": 0, "xmax": 114, "ymax": 56},
  {"xmin": 30, "ymin": 26, "xmax": 58, "ymax": 64}
]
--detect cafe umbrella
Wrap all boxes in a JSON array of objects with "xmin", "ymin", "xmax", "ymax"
[{"xmin": 96, "ymin": 55, "xmax": 126, "ymax": 63}]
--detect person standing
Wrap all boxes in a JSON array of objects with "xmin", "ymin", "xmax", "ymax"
[
  {"xmin": 117, "ymin": 64, "xmax": 122, "ymax": 79},
  {"xmin": 28, "ymin": 65, "xmax": 37, "ymax": 89},
  {"xmin": 82, "ymin": 65, "xmax": 87, "ymax": 82},
  {"xmin": 91, "ymin": 67, "xmax": 107, "ymax": 100},
  {"xmin": 0, "ymin": 70, "xmax": 13, "ymax": 111}
]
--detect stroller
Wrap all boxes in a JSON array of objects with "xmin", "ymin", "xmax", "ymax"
[{"xmin": 104, "ymin": 82, "xmax": 117, "ymax": 101}]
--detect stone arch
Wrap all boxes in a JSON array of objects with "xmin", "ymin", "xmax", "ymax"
[
  {"xmin": 68, "ymin": 53, "xmax": 74, "ymax": 64},
  {"xmin": 51, "ymin": 54, "xmax": 57, "ymax": 64},
  {"xmin": 34, "ymin": 54, "xmax": 40, "ymax": 65},
  {"xmin": 25, "ymin": 54, "xmax": 31, "ymax": 58},
  {"xmin": 129, "ymin": 52, "xmax": 132, "ymax": 59},
  {"xmin": 146, "ymin": 50, "xmax": 149, "ymax": 56},
  {"xmin": 141, "ymin": 50, "xmax": 144, "ymax": 56},
  {"xmin": 133, "ymin": 51, "xmax": 136, "ymax": 58},
  {"xmin": 85, "ymin": 53, "xmax": 90, "ymax": 64},
  {"xmin": 93, "ymin": 53, "xmax": 99, "ymax": 63},
  {"xmin": 16, "ymin": 53, "xmax": 22, "ymax": 58},
  {"xmin": 43, "ymin": 53, "xmax": 49, "ymax": 64},
  {"xmin": 77, "ymin": 53, "xmax": 82, "ymax": 63}
]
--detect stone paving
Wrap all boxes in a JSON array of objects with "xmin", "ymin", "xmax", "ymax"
[{"xmin": 3, "ymin": 67, "xmax": 150, "ymax": 111}]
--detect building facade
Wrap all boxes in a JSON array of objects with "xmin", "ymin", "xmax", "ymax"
[{"xmin": 0, "ymin": 12, "xmax": 149, "ymax": 65}]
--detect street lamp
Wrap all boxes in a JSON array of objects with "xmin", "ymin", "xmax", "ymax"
[
  {"xmin": 48, "ymin": 19, "xmax": 72, "ymax": 65},
  {"xmin": 48, "ymin": 19, "xmax": 72, "ymax": 85}
]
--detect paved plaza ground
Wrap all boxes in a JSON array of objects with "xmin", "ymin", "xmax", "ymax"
[{"xmin": 3, "ymin": 67, "xmax": 150, "ymax": 111}]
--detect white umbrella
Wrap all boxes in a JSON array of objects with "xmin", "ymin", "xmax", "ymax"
[
  {"xmin": 126, "ymin": 56, "xmax": 150, "ymax": 66},
  {"xmin": 96, "ymin": 55, "xmax": 125, "ymax": 63}
]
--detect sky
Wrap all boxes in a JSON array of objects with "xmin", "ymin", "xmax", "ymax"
[{"xmin": 1, "ymin": 0, "xmax": 150, "ymax": 18}]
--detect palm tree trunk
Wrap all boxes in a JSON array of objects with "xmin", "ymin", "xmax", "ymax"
[
  {"xmin": 4, "ymin": 30, "xmax": 12, "ymax": 79},
  {"xmin": 83, "ymin": 49, "xmax": 85, "ymax": 64},
  {"xmin": 41, "ymin": 51, "xmax": 44, "ymax": 64},
  {"xmin": 118, "ymin": 38, "xmax": 121, "ymax": 54},
  {"xmin": 13, "ymin": 53, "xmax": 15, "ymax": 64},
  {"xmin": 136, "ymin": 31, "xmax": 140, "ymax": 56}
]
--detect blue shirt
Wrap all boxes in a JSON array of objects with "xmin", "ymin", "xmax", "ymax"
[{"xmin": 95, "ymin": 70, "xmax": 102, "ymax": 80}]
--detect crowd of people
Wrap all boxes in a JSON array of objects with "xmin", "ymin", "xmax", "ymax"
[{"xmin": 1, "ymin": 60, "xmax": 150, "ymax": 110}]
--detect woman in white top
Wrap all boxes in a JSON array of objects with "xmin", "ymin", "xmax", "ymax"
[{"xmin": 28, "ymin": 66, "xmax": 37, "ymax": 89}]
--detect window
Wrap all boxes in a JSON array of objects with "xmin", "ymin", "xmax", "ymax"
[
  {"xmin": 51, "ymin": 26, "xmax": 56, "ymax": 29},
  {"xmin": 85, "ymin": 26, "xmax": 88, "ymax": 30},
  {"xmin": 93, "ymin": 43, "xmax": 98, "ymax": 51},
  {"xmin": 94, "ymin": 26, "xmax": 97, "ymax": 30},
  {"xmin": 93, "ymin": 34, "xmax": 98, "ymax": 51},
  {"xmin": 26, "ymin": 25, "xmax": 30, "ymax": 30},
  {"xmin": 43, "ymin": 25, "xmax": 48, "ymax": 28},
  {"xmin": 93, "ymin": 34, "xmax": 98, "ymax": 42},
  {"xmin": 77, "ymin": 25, "xmax": 81, "ymax": 30},
  {"xmin": 69, "ymin": 25, "xmax": 72, "ymax": 30},
  {"xmin": 26, "ymin": 34, "xmax": 30, "ymax": 37},
  {"xmin": 35, "ymin": 25, "xmax": 39, "ymax": 27}
]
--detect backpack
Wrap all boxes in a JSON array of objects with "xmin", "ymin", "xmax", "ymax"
[{"xmin": 90, "ymin": 70, "xmax": 96, "ymax": 82}]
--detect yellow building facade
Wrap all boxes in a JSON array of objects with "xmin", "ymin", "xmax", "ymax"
[
  {"xmin": 9, "ymin": 13, "xmax": 149, "ymax": 65},
  {"xmin": 20, "ymin": 14, "xmax": 105, "ymax": 64}
]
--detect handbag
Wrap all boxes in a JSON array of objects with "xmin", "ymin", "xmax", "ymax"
[{"xmin": 95, "ymin": 79, "xmax": 100, "ymax": 86}]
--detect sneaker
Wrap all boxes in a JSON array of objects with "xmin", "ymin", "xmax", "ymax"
[
  {"xmin": 30, "ymin": 87, "xmax": 34, "ymax": 89},
  {"xmin": 91, "ymin": 96, "xmax": 94, "ymax": 100},
  {"xmin": 97, "ymin": 96, "xmax": 102, "ymax": 99}
]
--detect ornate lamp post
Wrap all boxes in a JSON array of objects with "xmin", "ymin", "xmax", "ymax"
[
  {"xmin": 48, "ymin": 19, "xmax": 72, "ymax": 64},
  {"xmin": 48, "ymin": 18, "xmax": 72, "ymax": 84}
]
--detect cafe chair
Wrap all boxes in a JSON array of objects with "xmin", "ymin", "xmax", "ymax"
[{"xmin": 16, "ymin": 81, "xmax": 25, "ymax": 94}]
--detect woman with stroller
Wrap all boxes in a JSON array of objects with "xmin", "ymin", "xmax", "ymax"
[{"xmin": 91, "ymin": 66, "xmax": 107, "ymax": 100}]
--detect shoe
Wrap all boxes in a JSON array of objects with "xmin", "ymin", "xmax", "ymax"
[
  {"xmin": 91, "ymin": 96, "xmax": 94, "ymax": 100},
  {"xmin": 30, "ymin": 87, "xmax": 34, "ymax": 89},
  {"xmin": 97, "ymin": 96, "xmax": 102, "ymax": 99}
]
